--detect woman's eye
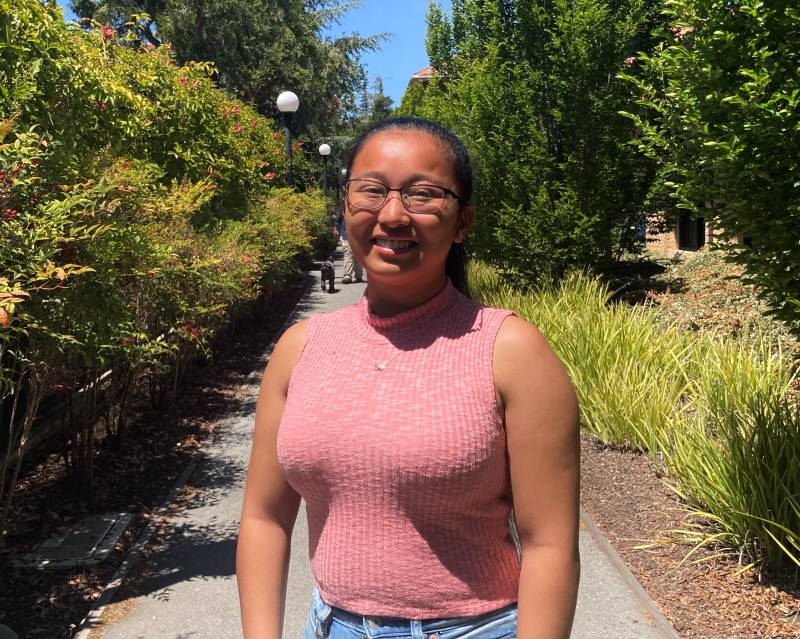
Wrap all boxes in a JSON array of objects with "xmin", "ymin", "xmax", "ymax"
[
  {"xmin": 407, "ymin": 187, "xmax": 437, "ymax": 199},
  {"xmin": 360, "ymin": 186, "xmax": 386, "ymax": 196}
]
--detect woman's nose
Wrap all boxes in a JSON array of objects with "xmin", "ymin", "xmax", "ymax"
[{"xmin": 377, "ymin": 192, "xmax": 411, "ymax": 226}]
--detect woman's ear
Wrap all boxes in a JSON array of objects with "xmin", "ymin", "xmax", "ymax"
[{"xmin": 454, "ymin": 205, "xmax": 475, "ymax": 244}]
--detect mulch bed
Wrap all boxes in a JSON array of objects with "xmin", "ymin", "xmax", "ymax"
[
  {"xmin": 581, "ymin": 436, "xmax": 799, "ymax": 639},
  {"xmin": 1, "ymin": 267, "xmax": 799, "ymax": 638}
]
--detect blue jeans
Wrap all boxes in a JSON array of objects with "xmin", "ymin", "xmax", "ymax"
[{"xmin": 303, "ymin": 588, "xmax": 518, "ymax": 639}]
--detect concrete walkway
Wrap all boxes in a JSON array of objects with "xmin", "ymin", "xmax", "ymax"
[{"xmin": 75, "ymin": 251, "xmax": 681, "ymax": 639}]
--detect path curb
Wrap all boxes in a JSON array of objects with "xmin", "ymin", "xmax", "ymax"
[{"xmin": 580, "ymin": 507, "xmax": 682, "ymax": 639}]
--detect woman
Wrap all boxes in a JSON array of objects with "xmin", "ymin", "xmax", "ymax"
[{"xmin": 237, "ymin": 117, "xmax": 580, "ymax": 639}]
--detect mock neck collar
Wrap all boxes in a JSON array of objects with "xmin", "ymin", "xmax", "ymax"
[{"xmin": 349, "ymin": 279, "xmax": 459, "ymax": 344}]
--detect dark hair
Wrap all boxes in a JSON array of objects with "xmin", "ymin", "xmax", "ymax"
[{"xmin": 343, "ymin": 117, "xmax": 473, "ymax": 297}]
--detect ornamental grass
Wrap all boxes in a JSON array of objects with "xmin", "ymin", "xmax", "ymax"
[{"xmin": 470, "ymin": 261, "xmax": 800, "ymax": 570}]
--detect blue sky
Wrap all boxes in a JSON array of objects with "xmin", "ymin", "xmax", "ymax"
[
  {"xmin": 330, "ymin": 1, "xmax": 431, "ymax": 106},
  {"xmin": 57, "ymin": 1, "xmax": 432, "ymax": 106}
]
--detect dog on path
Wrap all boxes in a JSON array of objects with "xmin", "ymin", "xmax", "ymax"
[{"xmin": 320, "ymin": 258, "xmax": 336, "ymax": 293}]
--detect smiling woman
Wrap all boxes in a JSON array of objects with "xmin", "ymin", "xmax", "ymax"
[
  {"xmin": 341, "ymin": 126, "xmax": 473, "ymax": 316},
  {"xmin": 236, "ymin": 117, "xmax": 581, "ymax": 639}
]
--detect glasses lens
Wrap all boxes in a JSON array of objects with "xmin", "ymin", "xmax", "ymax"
[
  {"xmin": 402, "ymin": 185, "xmax": 447, "ymax": 214},
  {"xmin": 346, "ymin": 180, "xmax": 451, "ymax": 214},
  {"xmin": 347, "ymin": 180, "xmax": 387, "ymax": 209}
]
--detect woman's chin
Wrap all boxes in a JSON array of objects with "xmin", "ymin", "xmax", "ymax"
[{"xmin": 359, "ymin": 250, "xmax": 414, "ymax": 273}]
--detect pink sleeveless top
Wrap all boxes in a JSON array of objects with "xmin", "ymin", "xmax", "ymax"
[{"xmin": 277, "ymin": 281, "xmax": 520, "ymax": 617}]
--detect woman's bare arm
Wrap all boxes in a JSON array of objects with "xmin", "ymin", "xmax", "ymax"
[
  {"xmin": 237, "ymin": 320, "xmax": 308, "ymax": 639},
  {"xmin": 494, "ymin": 316, "xmax": 581, "ymax": 639}
]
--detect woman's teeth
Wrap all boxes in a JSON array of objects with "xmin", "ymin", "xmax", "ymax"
[{"xmin": 375, "ymin": 239, "xmax": 413, "ymax": 249}]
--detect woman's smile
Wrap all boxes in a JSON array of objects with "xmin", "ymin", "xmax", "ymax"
[{"xmin": 373, "ymin": 238, "xmax": 417, "ymax": 252}]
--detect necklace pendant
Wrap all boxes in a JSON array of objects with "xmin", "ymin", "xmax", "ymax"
[{"xmin": 372, "ymin": 363, "xmax": 386, "ymax": 371}]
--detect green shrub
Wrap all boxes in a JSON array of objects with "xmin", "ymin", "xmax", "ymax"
[
  {"xmin": 648, "ymin": 249, "xmax": 797, "ymax": 351},
  {"xmin": 667, "ymin": 392, "xmax": 800, "ymax": 570},
  {"xmin": 0, "ymin": 0, "xmax": 330, "ymax": 525}
]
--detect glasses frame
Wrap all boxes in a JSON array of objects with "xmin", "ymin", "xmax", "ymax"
[{"xmin": 344, "ymin": 178, "xmax": 462, "ymax": 215}]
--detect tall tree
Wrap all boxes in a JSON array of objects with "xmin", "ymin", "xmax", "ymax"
[
  {"xmin": 425, "ymin": 0, "xmax": 454, "ymax": 73},
  {"xmin": 406, "ymin": 0, "xmax": 665, "ymax": 281},
  {"xmin": 70, "ymin": 0, "xmax": 387, "ymax": 136},
  {"xmin": 623, "ymin": 0, "xmax": 800, "ymax": 334},
  {"xmin": 70, "ymin": 0, "xmax": 164, "ymax": 45},
  {"xmin": 160, "ymin": 0, "xmax": 386, "ymax": 135},
  {"xmin": 366, "ymin": 76, "xmax": 393, "ymax": 123}
]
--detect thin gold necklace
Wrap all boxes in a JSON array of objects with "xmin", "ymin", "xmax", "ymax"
[{"xmin": 365, "ymin": 341, "xmax": 412, "ymax": 371}]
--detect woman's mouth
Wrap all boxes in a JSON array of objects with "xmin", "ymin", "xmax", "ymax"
[{"xmin": 373, "ymin": 238, "xmax": 415, "ymax": 251}]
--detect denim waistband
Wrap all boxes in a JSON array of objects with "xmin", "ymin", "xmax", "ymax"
[{"xmin": 328, "ymin": 600, "xmax": 518, "ymax": 634}]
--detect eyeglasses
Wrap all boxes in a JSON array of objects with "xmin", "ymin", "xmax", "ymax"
[{"xmin": 344, "ymin": 179, "xmax": 462, "ymax": 215}]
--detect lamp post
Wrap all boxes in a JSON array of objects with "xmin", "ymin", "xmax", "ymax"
[
  {"xmin": 276, "ymin": 91, "xmax": 300, "ymax": 187},
  {"xmin": 339, "ymin": 167, "xmax": 348, "ymax": 203},
  {"xmin": 318, "ymin": 143, "xmax": 331, "ymax": 198}
]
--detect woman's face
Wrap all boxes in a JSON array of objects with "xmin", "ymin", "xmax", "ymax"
[{"xmin": 344, "ymin": 130, "xmax": 474, "ymax": 288}]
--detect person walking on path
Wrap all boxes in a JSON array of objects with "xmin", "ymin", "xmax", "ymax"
[
  {"xmin": 333, "ymin": 204, "xmax": 363, "ymax": 284},
  {"xmin": 237, "ymin": 117, "xmax": 581, "ymax": 639}
]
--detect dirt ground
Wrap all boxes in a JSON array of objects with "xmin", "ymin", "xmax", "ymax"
[
  {"xmin": 581, "ymin": 436, "xmax": 799, "ymax": 638},
  {"xmin": 1, "ymin": 266, "xmax": 799, "ymax": 638}
]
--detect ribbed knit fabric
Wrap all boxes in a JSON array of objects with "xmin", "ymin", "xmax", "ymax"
[{"xmin": 277, "ymin": 280, "xmax": 520, "ymax": 618}]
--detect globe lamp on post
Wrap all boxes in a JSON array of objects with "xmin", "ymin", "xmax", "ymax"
[
  {"xmin": 276, "ymin": 91, "xmax": 300, "ymax": 187},
  {"xmin": 338, "ymin": 167, "xmax": 348, "ymax": 207},
  {"xmin": 318, "ymin": 143, "xmax": 331, "ymax": 198}
]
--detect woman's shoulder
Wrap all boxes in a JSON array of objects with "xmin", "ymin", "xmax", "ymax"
[
  {"xmin": 460, "ymin": 296, "xmax": 517, "ymax": 331},
  {"xmin": 494, "ymin": 314, "xmax": 551, "ymax": 357},
  {"xmin": 493, "ymin": 314, "xmax": 575, "ymax": 401},
  {"xmin": 452, "ymin": 286, "xmax": 514, "ymax": 317},
  {"xmin": 271, "ymin": 318, "xmax": 310, "ymax": 365},
  {"xmin": 281, "ymin": 317, "xmax": 310, "ymax": 339},
  {"xmin": 275, "ymin": 302, "xmax": 357, "ymax": 354}
]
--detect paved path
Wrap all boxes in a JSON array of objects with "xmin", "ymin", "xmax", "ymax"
[{"xmin": 75, "ymin": 252, "xmax": 681, "ymax": 639}]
